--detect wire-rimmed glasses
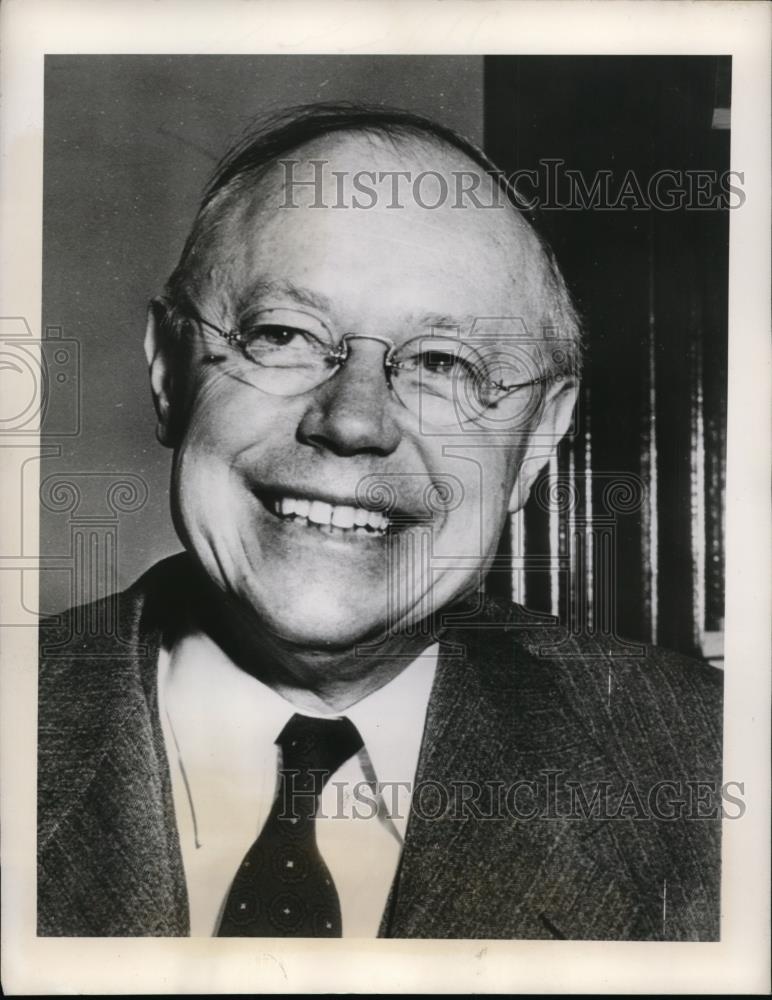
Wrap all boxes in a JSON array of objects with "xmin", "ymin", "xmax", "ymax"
[{"xmin": 178, "ymin": 304, "xmax": 554, "ymax": 429}]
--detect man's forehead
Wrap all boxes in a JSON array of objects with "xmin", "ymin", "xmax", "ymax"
[
  {"xmin": 222, "ymin": 129, "xmax": 535, "ymax": 246},
  {"xmin": 185, "ymin": 128, "xmax": 552, "ymax": 331}
]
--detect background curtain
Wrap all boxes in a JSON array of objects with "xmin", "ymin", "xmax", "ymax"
[{"xmin": 483, "ymin": 56, "xmax": 729, "ymax": 663}]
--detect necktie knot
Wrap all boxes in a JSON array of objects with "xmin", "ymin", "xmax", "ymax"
[{"xmin": 277, "ymin": 713, "xmax": 363, "ymax": 786}]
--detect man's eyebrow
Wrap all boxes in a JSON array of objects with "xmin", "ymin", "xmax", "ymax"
[
  {"xmin": 237, "ymin": 283, "xmax": 475, "ymax": 330},
  {"xmin": 238, "ymin": 279, "xmax": 333, "ymax": 313},
  {"xmin": 417, "ymin": 312, "xmax": 475, "ymax": 331}
]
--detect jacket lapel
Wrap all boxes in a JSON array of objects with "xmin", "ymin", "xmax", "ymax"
[
  {"xmin": 382, "ymin": 605, "xmax": 647, "ymax": 939},
  {"xmin": 38, "ymin": 557, "xmax": 189, "ymax": 936}
]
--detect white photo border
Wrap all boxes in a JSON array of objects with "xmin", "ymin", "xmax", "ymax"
[{"xmin": 1, "ymin": 0, "xmax": 769, "ymax": 994}]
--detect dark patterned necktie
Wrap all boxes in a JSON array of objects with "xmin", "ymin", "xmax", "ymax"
[{"xmin": 217, "ymin": 712, "xmax": 363, "ymax": 936}]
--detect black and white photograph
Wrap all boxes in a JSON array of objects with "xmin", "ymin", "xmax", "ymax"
[{"xmin": 1, "ymin": 0, "xmax": 769, "ymax": 994}]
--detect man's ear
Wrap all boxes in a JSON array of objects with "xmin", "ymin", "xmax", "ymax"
[
  {"xmin": 508, "ymin": 376, "xmax": 579, "ymax": 513},
  {"xmin": 144, "ymin": 297, "xmax": 181, "ymax": 448}
]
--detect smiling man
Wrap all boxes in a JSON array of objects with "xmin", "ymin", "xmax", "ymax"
[{"xmin": 38, "ymin": 104, "xmax": 723, "ymax": 940}]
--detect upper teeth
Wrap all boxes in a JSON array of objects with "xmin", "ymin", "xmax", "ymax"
[{"xmin": 273, "ymin": 496, "xmax": 390, "ymax": 532}]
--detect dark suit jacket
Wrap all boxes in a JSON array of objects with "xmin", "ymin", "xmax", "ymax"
[{"xmin": 38, "ymin": 554, "xmax": 723, "ymax": 939}]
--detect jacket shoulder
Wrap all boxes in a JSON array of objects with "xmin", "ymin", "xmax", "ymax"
[
  {"xmin": 503, "ymin": 603, "xmax": 723, "ymax": 781},
  {"xmin": 37, "ymin": 554, "xmax": 188, "ymax": 843}
]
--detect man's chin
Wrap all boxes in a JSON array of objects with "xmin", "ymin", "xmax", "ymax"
[
  {"xmin": 244, "ymin": 601, "xmax": 396, "ymax": 652},
  {"xmin": 234, "ymin": 592, "xmax": 414, "ymax": 652}
]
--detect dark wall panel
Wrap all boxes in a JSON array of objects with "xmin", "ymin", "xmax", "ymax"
[{"xmin": 484, "ymin": 56, "xmax": 729, "ymax": 660}]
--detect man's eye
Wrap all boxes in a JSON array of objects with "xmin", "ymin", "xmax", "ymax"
[
  {"xmin": 418, "ymin": 350, "xmax": 478, "ymax": 380},
  {"xmin": 241, "ymin": 324, "xmax": 303, "ymax": 347},
  {"xmin": 237, "ymin": 323, "xmax": 326, "ymax": 370},
  {"xmin": 421, "ymin": 351, "xmax": 463, "ymax": 374}
]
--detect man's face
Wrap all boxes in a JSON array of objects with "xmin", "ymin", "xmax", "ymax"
[{"xmin": 153, "ymin": 134, "xmax": 572, "ymax": 650}]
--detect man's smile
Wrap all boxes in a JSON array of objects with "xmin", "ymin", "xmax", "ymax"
[{"xmin": 268, "ymin": 494, "xmax": 391, "ymax": 535}]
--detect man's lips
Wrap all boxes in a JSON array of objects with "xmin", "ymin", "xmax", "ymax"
[{"xmin": 253, "ymin": 487, "xmax": 429, "ymax": 536}]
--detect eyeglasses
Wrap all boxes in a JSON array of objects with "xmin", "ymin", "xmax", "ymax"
[{"xmin": 179, "ymin": 305, "xmax": 554, "ymax": 429}]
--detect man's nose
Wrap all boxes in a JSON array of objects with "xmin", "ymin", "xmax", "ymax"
[{"xmin": 296, "ymin": 339, "xmax": 402, "ymax": 456}]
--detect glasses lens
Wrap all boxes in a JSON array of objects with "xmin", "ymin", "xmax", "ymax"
[
  {"xmin": 390, "ymin": 336, "xmax": 494, "ymax": 426},
  {"xmin": 391, "ymin": 335, "xmax": 547, "ymax": 428},
  {"xmin": 237, "ymin": 309, "xmax": 336, "ymax": 395}
]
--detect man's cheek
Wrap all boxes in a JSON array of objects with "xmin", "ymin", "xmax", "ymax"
[
  {"xmin": 176, "ymin": 397, "xmax": 250, "ymax": 461},
  {"xmin": 423, "ymin": 457, "xmax": 503, "ymax": 556},
  {"xmin": 172, "ymin": 439, "xmax": 236, "ymax": 545}
]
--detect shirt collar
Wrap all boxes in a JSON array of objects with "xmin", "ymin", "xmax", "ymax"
[
  {"xmin": 161, "ymin": 624, "xmax": 438, "ymax": 793},
  {"xmin": 343, "ymin": 647, "xmax": 438, "ymax": 788}
]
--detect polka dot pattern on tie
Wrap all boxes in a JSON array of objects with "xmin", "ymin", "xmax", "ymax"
[{"xmin": 216, "ymin": 713, "xmax": 363, "ymax": 937}]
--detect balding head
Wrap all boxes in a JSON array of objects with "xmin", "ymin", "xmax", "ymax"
[{"xmin": 165, "ymin": 103, "xmax": 582, "ymax": 372}]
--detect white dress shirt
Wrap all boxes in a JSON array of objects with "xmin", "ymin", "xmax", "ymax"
[{"xmin": 157, "ymin": 626, "xmax": 438, "ymax": 937}]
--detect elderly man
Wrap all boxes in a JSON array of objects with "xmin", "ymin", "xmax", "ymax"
[{"xmin": 38, "ymin": 104, "xmax": 722, "ymax": 940}]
